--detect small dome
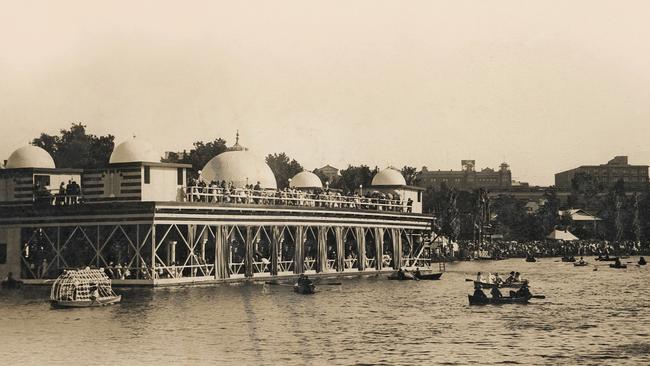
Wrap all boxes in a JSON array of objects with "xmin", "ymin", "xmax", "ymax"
[
  {"xmin": 6, "ymin": 145, "xmax": 56, "ymax": 169},
  {"xmin": 202, "ymin": 151, "xmax": 277, "ymax": 189},
  {"xmin": 290, "ymin": 171, "xmax": 323, "ymax": 189},
  {"xmin": 109, "ymin": 138, "xmax": 160, "ymax": 164},
  {"xmin": 371, "ymin": 168, "xmax": 406, "ymax": 186}
]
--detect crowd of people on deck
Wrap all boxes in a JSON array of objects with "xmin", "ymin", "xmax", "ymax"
[
  {"xmin": 33, "ymin": 180, "xmax": 82, "ymax": 205},
  {"xmin": 185, "ymin": 179, "xmax": 413, "ymax": 212},
  {"xmin": 453, "ymin": 239, "xmax": 650, "ymax": 259}
]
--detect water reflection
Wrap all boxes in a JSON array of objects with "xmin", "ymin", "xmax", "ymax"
[{"xmin": 1, "ymin": 258, "xmax": 649, "ymax": 365}]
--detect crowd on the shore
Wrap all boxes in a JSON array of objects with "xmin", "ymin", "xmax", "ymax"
[
  {"xmin": 185, "ymin": 179, "xmax": 414, "ymax": 212},
  {"xmin": 452, "ymin": 239, "xmax": 650, "ymax": 258}
]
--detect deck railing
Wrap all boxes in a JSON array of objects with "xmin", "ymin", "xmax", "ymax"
[{"xmin": 182, "ymin": 186, "xmax": 411, "ymax": 212}]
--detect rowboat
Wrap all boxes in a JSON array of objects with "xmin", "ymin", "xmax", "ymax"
[
  {"xmin": 573, "ymin": 261, "xmax": 588, "ymax": 267},
  {"xmin": 609, "ymin": 263, "xmax": 627, "ymax": 269},
  {"xmin": 387, "ymin": 271, "xmax": 419, "ymax": 280},
  {"xmin": 468, "ymin": 294, "xmax": 529, "ymax": 306},
  {"xmin": 639, "ymin": 257, "xmax": 647, "ymax": 266},
  {"xmin": 414, "ymin": 272, "xmax": 443, "ymax": 280},
  {"xmin": 595, "ymin": 256, "xmax": 619, "ymax": 262},
  {"xmin": 293, "ymin": 283, "xmax": 315, "ymax": 295},
  {"xmin": 525, "ymin": 256, "xmax": 537, "ymax": 262},
  {"xmin": 561, "ymin": 256, "xmax": 576, "ymax": 262}
]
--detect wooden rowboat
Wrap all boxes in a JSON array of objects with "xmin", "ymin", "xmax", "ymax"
[
  {"xmin": 468, "ymin": 294, "xmax": 529, "ymax": 306},
  {"xmin": 414, "ymin": 272, "xmax": 443, "ymax": 280}
]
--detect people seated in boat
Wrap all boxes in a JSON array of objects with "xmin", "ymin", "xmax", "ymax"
[
  {"xmin": 89, "ymin": 284, "xmax": 99, "ymax": 303},
  {"xmin": 493, "ymin": 273, "xmax": 503, "ymax": 285},
  {"xmin": 514, "ymin": 272, "xmax": 521, "ymax": 282},
  {"xmin": 473, "ymin": 285, "xmax": 487, "ymax": 300},
  {"xmin": 639, "ymin": 257, "xmax": 647, "ymax": 265},
  {"xmin": 476, "ymin": 272, "xmax": 483, "ymax": 282},
  {"xmin": 414, "ymin": 267, "xmax": 421, "ymax": 278},
  {"xmin": 490, "ymin": 286, "xmax": 502, "ymax": 299},
  {"xmin": 505, "ymin": 271, "xmax": 515, "ymax": 284},
  {"xmin": 614, "ymin": 258, "xmax": 622, "ymax": 267},
  {"xmin": 515, "ymin": 283, "xmax": 532, "ymax": 298},
  {"xmin": 297, "ymin": 274, "xmax": 313, "ymax": 287}
]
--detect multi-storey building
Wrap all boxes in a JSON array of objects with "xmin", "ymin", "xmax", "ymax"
[
  {"xmin": 555, "ymin": 156, "xmax": 649, "ymax": 190},
  {"xmin": 417, "ymin": 160, "xmax": 512, "ymax": 191}
]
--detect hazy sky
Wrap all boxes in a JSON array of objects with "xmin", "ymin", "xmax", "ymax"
[{"xmin": 1, "ymin": 0, "xmax": 650, "ymax": 185}]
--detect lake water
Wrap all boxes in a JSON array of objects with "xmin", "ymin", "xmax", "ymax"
[{"xmin": 1, "ymin": 258, "xmax": 649, "ymax": 365}]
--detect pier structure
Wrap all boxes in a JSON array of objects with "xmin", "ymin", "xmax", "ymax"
[{"xmin": 0, "ymin": 138, "xmax": 432, "ymax": 286}]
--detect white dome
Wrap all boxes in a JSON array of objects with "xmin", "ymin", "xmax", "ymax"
[
  {"xmin": 110, "ymin": 138, "xmax": 160, "ymax": 164},
  {"xmin": 6, "ymin": 145, "xmax": 56, "ymax": 169},
  {"xmin": 371, "ymin": 168, "xmax": 406, "ymax": 186},
  {"xmin": 202, "ymin": 151, "xmax": 277, "ymax": 189},
  {"xmin": 290, "ymin": 171, "xmax": 323, "ymax": 189}
]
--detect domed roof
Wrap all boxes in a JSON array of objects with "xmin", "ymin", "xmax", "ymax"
[
  {"xmin": 109, "ymin": 137, "xmax": 160, "ymax": 164},
  {"xmin": 201, "ymin": 150, "xmax": 277, "ymax": 189},
  {"xmin": 290, "ymin": 171, "xmax": 323, "ymax": 189},
  {"xmin": 6, "ymin": 145, "xmax": 56, "ymax": 169},
  {"xmin": 371, "ymin": 167, "xmax": 406, "ymax": 186}
]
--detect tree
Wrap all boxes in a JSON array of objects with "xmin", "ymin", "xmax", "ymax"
[
  {"xmin": 265, "ymin": 153, "xmax": 303, "ymax": 189},
  {"xmin": 401, "ymin": 166, "xmax": 418, "ymax": 185},
  {"xmin": 570, "ymin": 172, "xmax": 602, "ymax": 209},
  {"xmin": 335, "ymin": 165, "xmax": 377, "ymax": 193},
  {"xmin": 538, "ymin": 186, "xmax": 560, "ymax": 235},
  {"xmin": 163, "ymin": 138, "xmax": 228, "ymax": 178},
  {"xmin": 32, "ymin": 123, "xmax": 115, "ymax": 169}
]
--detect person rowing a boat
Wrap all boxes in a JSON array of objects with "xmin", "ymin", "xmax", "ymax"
[
  {"xmin": 515, "ymin": 282, "xmax": 532, "ymax": 299},
  {"xmin": 476, "ymin": 272, "xmax": 483, "ymax": 283},
  {"xmin": 505, "ymin": 271, "xmax": 516, "ymax": 284},
  {"xmin": 490, "ymin": 286, "xmax": 503, "ymax": 299},
  {"xmin": 473, "ymin": 284, "xmax": 488, "ymax": 301},
  {"xmin": 493, "ymin": 273, "xmax": 503, "ymax": 285},
  {"xmin": 514, "ymin": 272, "xmax": 521, "ymax": 282},
  {"xmin": 297, "ymin": 274, "xmax": 314, "ymax": 289}
]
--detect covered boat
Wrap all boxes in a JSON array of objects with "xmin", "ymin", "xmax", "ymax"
[
  {"xmin": 414, "ymin": 272, "xmax": 443, "ymax": 280},
  {"xmin": 468, "ymin": 294, "xmax": 529, "ymax": 305},
  {"xmin": 573, "ymin": 261, "xmax": 588, "ymax": 267},
  {"xmin": 50, "ymin": 268, "xmax": 121, "ymax": 308}
]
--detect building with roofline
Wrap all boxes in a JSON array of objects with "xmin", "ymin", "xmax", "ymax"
[
  {"xmin": 0, "ymin": 137, "xmax": 434, "ymax": 286},
  {"xmin": 555, "ymin": 156, "xmax": 649, "ymax": 191}
]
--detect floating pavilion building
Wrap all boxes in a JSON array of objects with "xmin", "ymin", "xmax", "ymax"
[{"xmin": 0, "ymin": 138, "xmax": 432, "ymax": 286}]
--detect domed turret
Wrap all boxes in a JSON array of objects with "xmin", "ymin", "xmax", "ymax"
[
  {"xmin": 6, "ymin": 145, "xmax": 56, "ymax": 169},
  {"xmin": 290, "ymin": 171, "xmax": 323, "ymax": 190},
  {"xmin": 371, "ymin": 167, "xmax": 406, "ymax": 186},
  {"xmin": 201, "ymin": 151, "xmax": 277, "ymax": 189},
  {"xmin": 109, "ymin": 137, "xmax": 160, "ymax": 164}
]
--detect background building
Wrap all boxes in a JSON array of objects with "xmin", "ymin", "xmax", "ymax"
[
  {"xmin": 555, "ymin": 156, "xmax": 649, "ymax": 190},
  {"xmin": 315, "ymin": 164, "xmax": 339, "ymax": 183},
  {"xmin": 417, "ymin": 160, "xmax": 512, "ymax": 191}
]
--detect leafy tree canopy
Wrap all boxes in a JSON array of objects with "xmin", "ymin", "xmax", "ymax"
[
  {"xmin": 265, "ymin": 153, "xmax": 303, "ymax": 189},
  {"xmin": 32, "ymin": 123, "xmax": 114, "ymax": 169}
]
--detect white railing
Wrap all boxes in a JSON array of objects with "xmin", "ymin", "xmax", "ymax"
[
  {"xmin": 229, "ymin": 262, "xmax": 245, "ymax": 275},
  {"xmin": 326, "ymin": 259, "xmax": 336, "ymax": 270},
  {"xmin": 344, "ymin": 258, "xmax": 358, "ymax": 270},
  {"xmin": 278, "ymin": 260, "xmax": 294, "ymax": 272},
  {"xmin": 182, "ymin": 186, "xmax": 410, "ymax": 212},
  {"xmin": 253, "ymin": 260, "xmax": 270, "ymax": 273},
  {"xmin": 304, "ymin": 258, "xmax": 316, "ymax": 271}
]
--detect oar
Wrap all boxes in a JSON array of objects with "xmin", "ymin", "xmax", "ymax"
[
  {"xmin": 531, "ymin": 295, "xmax": 545, "ymax": 299},
  {"xmin": 317, "ymin": 282, "xmax": 342, "ymax": 286},
  {"xmin": 264, "ymin": 281, "xmax": 293, "ymax": 287},
  {"xmin": 465, "ymin": 278, "xmax": 474, "ymax": 282}
]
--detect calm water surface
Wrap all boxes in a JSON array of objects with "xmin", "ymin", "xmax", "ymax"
[{"xmin": 1, "ymin": 258, "xmax": 649, "ymax": 365}]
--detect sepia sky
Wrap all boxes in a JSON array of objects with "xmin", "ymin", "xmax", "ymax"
[{"xmin": 1, "ymin": 0, "xmax": 650, "ymax": 185}]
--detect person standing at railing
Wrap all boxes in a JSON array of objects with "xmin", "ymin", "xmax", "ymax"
[
  {"xmin": 407, "ymin": 198, "xmax": 413, "ymax": 213},
  {"xmin": 253, "ymin": 182, "xmax": 261, "ymax": 204}
]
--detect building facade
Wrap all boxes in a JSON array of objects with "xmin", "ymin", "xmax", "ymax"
[
  {"xmin": 417, "ymin": 160, "xmax": 512, "ymax": 191},
  {"xmin": 555, "ymin": 156, "xmax": 649, "ymax": 190}
]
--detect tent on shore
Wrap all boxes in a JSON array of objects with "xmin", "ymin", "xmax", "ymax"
[{"xmin": 547, "ymin": 229, "xmax": 578, "ymax": 241}]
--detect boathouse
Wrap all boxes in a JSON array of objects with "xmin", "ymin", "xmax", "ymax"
[{"xmin": 0, "ymin": 138, "xmax": 433, "ymax": 286}]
